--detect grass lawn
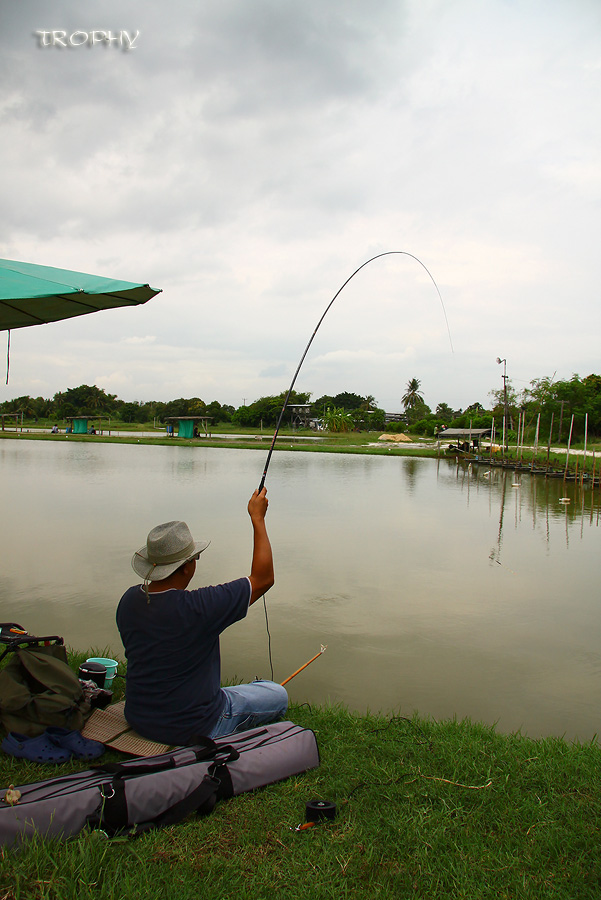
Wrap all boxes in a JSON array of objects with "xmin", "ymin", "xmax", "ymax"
[
  {"xmin": 0, "ymin": 424, "xmax": 441, "ymax": 460},
  {"xmin": 1, "ymin": 652, "xmax": 600, "ymax": 899}
]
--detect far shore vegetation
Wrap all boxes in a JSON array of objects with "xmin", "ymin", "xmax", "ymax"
[
  {"xmin": 2, "ymin": 375, "xmax": 601, "ymax": 476},
  {"xmin": 1, "ymin": 372, "xmax": 601, "ymax": 438}
]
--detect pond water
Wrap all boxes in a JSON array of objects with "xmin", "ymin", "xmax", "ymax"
[{"xmin": 1, "ymin": 438, "xmax": 599, "ymax": 741}]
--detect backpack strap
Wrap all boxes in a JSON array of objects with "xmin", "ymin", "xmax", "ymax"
[
  {"xmin": 190, "ymin": 736, "xmax": 240, "ymax": 797},
  {"xmin": 209, "ymin": 761, "xmax": 234, "ymax": 799},
  {"xmin": 93, "ymin": 773, "xmax": 221, "ymax": 838},
  {"xmin": 131, "ymin": 775, "xmax": 221, "ymax": 835},
  {"xmin": 89, "ymin": 738, "xmax": 241, "ymax": 836},
  {"xmin": 91, "ymin": 757, "xmax": 177, "ymax": 777},
  {"xmin": 190, "ymin": 735, "xmax": 239, "ymax": 763},
  {"xmin": 91, "ymin": 738, "xmax": 240, "ymax": 779}
]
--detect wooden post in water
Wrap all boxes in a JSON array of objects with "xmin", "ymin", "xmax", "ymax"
[
  {"xmin": 558, "ymin": 400, "xmax": 564, "ymax": 443},
  {"xmin": 531, "ymin": 413, "xmax": 540, "ymax": 471},
  {"xmin": 546, "ymin": 412, "xmax": 554, "ymax": 476},
  {"xmin": 520, "ymin": 410, "xmax": 526, "ymax": 463},
  {"xmin": 520, "ymin": 411, "xmax": 524, "ymax": 460},
  {"xmin": 581, "ymin": 413, "xmax": 588, "ymax": 488},
  {"xmin": 564, "ymin": 414, "xmax": 574, "ymax": 481},
  {"xmin": 520, "ymin": 411, "xmax": 526, "ymax": 463}
]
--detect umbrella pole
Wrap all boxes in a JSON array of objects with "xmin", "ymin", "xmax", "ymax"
[{"xmin": 280, "ymin": 645, "xmax": 327, "ymax": 686}]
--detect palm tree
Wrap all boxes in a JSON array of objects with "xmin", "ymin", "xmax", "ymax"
[
  {"xmin": 402, "ymin": 378, "xmax": 423, "ymax": 413},
  {"xmin": 360, "ymin": 394, "xmax": 377, "ymax": 411},
  {"xmin": 435, "ymin": 402, "xmax": 454, "ymax": 423}
]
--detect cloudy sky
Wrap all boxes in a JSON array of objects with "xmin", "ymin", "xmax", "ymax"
[{"xmin": 1, "ymin": 0, "xmax": 600, "ymax": 413}]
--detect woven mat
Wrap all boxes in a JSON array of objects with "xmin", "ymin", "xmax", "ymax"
[{"xmin": 82, "ymin": 701, "xmax": 176, "ymax": 757}]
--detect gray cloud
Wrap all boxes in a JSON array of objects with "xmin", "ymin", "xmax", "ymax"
[{"xmin": 1, "ymin": 0, "xmax": 600, "ymax": 411}]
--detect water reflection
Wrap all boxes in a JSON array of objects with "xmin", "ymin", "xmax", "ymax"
[
  {"xmin": 402, "ymin": 457, "xmax": 422, "ymax": 491},
  {"xmin": 0, "ymin": 440, "xmax": 599, "ymax": 741},
  {"xmin": 437, "ymin": 458, "xmax": 601, "ymax": 551}
]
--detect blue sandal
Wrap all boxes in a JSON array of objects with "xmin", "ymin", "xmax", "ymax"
[
  {"xmin": 46, "ymin": 727, "xmax": 105, "ymax": 759},
  {"xmin": 1, "ymin": 731, "xmax": 72, "ymax": 763}
]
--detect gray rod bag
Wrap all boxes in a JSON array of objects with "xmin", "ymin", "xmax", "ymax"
[{"xmin": 0, "ymin": 721, "xmax": 319, "ymax": 849}]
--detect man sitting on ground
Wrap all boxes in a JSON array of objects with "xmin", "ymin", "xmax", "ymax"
[{"xmin": 116, "ymin": 487, "xmax": 288, "ymax": 745}]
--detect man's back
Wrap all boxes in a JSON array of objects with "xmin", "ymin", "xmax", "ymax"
[{"xmin": 117, "ymin": 578, "xmax": 250, "ymax": 743}]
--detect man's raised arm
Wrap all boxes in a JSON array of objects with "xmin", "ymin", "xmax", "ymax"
[{"xmin": 247, "ymin": 488, "xmax": 274, "ymax": 605}]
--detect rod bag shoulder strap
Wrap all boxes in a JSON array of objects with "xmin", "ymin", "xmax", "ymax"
[{"xmin": 93, "ymin": 773, "xmax": 221, "ymax": 838}]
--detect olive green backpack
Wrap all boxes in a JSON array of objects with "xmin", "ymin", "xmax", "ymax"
[{"xmin": 0, "ymin": 644, "xmax": 91, "ymax": 737}]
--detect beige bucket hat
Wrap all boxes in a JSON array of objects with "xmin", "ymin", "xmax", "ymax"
[{"xmin": 132, "ymin": 521, "xmax": 210, "ymax": 582}]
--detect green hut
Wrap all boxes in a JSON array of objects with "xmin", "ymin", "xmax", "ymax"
[
  {"xmin": 165, "ymin": 417, "xmax": 212, "ymax": 438},
  {"xmin": 70, "ymin": 417, "xmax": 89, "ymax": 435},
  {"xmin": 65, "ymin": 416, "xmax": 107, "ymax": 435}
]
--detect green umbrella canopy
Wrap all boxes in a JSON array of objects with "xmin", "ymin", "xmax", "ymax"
[{"xmin": 0, "ymin": 258, "xmax": 161, "ymax": 331}]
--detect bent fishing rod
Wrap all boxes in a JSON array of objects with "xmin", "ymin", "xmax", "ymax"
[{"xmin": 258, "ymin": 250, "xmax": 452, "ymax": 491}]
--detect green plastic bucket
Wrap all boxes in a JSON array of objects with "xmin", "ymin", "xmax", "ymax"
[{"xmin": 86, "ymin": 657, "xmax": 118, "ymax": 689}]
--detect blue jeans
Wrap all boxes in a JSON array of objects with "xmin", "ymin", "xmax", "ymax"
[{"xmin": 208, "ymin": 680, "xmax": 288, "ymax": 739}]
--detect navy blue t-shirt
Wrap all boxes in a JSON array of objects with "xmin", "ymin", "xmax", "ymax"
[{"xmin": 116, "ymin": 577, "xmax": 251, "ymax": 744}]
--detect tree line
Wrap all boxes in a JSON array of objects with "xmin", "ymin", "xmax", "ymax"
[
  {"xmin": 400, "ymin": 373, "xmax": 601, "ymax": 441},
  {"xmin": 0, "ymin": 385, "xmax": 235, "ymax": 425},
  {"xmin": 0, "ymin": 386, "xmax": 387, "ymax": 431},
  {"xmin": 1, "ymin": 373, "xmax": 599, "ymax": 438}
]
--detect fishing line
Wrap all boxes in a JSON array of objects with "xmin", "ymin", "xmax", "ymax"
[
  {"xmin": 262, "ymin": 594, "xmax": 274, "ymax": 681},
  {"xmin": 258, "ymin": 251, "xmax": 453, "ymax": 491},
  {"xmin": 257, "ymin": 251, "xmax": 452, "ymax": 681}
]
